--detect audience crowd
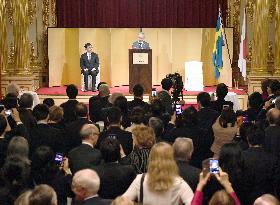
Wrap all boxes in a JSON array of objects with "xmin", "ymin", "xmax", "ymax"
[{"xmin": 0, "ymin": 79, "xmax": 280, "ymax": 205}]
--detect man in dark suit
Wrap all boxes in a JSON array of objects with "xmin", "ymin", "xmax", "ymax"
[
  {"xmin": 132, "ymin": 32, "xmax": 150, "ymax": 49},
  {"xmin": 30, "ymin": 104, "xmax": 64, "ymax": 155},
  {"xmin": 95, "ymin": 138, "xmax": 136, "ymax": 199},
  {"xmin": 97, "ymin": 107, "xmax": 133, "ymax": 155},
  {"xmin": 242, "ymin": 125, "xmax": 280, "ymax": 204},
  {"xmin": 68, "ymin": 124, "xmax": 102, "ymax": 174},
  {"xmin": 265, "ymin": 108, "xmax": 280, "ymax": 156},
  {"xmin": 72, "ymin": 169, "xmax": 112, "ymax": 205},
  {"xmin": 157, "ymin": 78, "xmax": 173, "ymax": 114},
  {"xmin": 173, "ymin": 137, "xmax": 200, "ymax": 192},
  {"xmin": 65, "ymin": 102, "xmax": 95, "ymax": 153},
  {"xmin": 89, "ymin": 83, "xmax": 111, "ymax": 123},
  {"xmin": 60, "ymin": 84, "xmax": 79, "ymax": 124},
  {"xmin": 210, "ymin": 83, "xmax": 233, "ymax": 112},
  {"xmin": 128, "ymin": 84, "xmax": 149, "ymax": 112},
  {"xmin": 80, "ymin": 43, "xmax": 99, "ymax": 91}
]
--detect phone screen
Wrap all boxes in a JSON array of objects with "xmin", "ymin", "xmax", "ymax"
[
  {"xmin": 175, "ymin": 104, "xmax": 182, "ymax": 115},
  {"xmin": 152, "ymin": 88, "xmax": 157, "ymax": 97},
  {"xmin": 5, "ymin": 109, "xmax": 12, "ymax": 116},
  {"xmin": 209, "ymin": 159, "xmax": 219, "ymax": 174},
  {"xmin": 243, "ymin": 115, "xmax": 249, "ymax": 123},
  {"xmin": 55, "ymin": 153, "xmax": 63, "ymax": 166}
]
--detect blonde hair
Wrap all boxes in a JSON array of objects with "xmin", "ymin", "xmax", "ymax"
[
  {"xmin": 132, "ymin": 125, "xmax": 156, "ymax": 149},
  {"xmin": 49, "ymin": 106, "xmax": 64, "ymax": 122},
  {"xmin": 147, "ymin": 142, "xmax": 178, "ymax": 192},
  {"xmin": 209, "ymin": 190, "xmax": 235, "ymax": 205},
  {"xmin": 111, "ymin": 196, "xmax": 134, "ymax": 205},
  {"xmin": 14, "ymin": 190, "xmax": 32, "ymax": 205}
]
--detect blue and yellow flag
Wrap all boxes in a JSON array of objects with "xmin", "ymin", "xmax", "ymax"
[{"xmin": 212, "ymin": 8, "xmax": 224, "ymax": 79}]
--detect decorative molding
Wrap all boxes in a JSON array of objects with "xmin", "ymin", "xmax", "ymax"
[
  {"xmin": 50, "ymin": 0, "xmax": 56, "ymax": 26},
  {"xmin": 0, "ymin": 0, "xmax": 8, "ymax": 74},
  {"xmin": 28, "ymin": 0, "xmax": 37, "ymax": 24},
  {"xmin": 42, "ymin": 0, "xmax": 50, "ymax": 68},
  {"xmin": 269, "ymin": 0, "xmax": 276, "ymax": 23},
  {"xmin": 246, "ymin": 0, "xmax": 255, "ymax": 24},
  {"xmin": 6, "ymin": 0, "xmax": 13, "ymax": 24}
]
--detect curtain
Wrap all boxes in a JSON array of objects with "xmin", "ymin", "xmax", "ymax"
[{"xmin": 56, "ymin": 0, "xmax": 227, "ymax": 28}]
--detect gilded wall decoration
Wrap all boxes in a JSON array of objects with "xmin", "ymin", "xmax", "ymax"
[
  {"xmin": 28, "ymin": 0, "xmax": 37, "ymax": 24},
  {"xmin": 275, "ymin": 0, "xmax": 280, "ymax": 70},
  {"xmin": 51, "ymin": 0, "xmax": 57, "ymax": 26},
  {"xmin": 6, "ymin": 0, "xmax": 13, "ymax": 24},
  {"xmin": 0, "ymin": 0, "xmax": 8, "ymax": 74}
]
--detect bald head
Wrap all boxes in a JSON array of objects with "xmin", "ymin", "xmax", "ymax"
[
  {"xmin": 72, "ymin": 169, "xmax": 100, "ymax": 199},
  {"xmin": 254, "ymin": 194, "xmax": 280, "ymax": 205},
  {"xmin": 173, "ymin": 137, "xmax": 194, "ymax": 161},
  {"xmin": 267, "ymin": 108, "xmax": 280, "ymax": 125}
]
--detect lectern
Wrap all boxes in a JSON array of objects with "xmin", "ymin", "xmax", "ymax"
[{"xmin": 129, "ymin": 49, "xmax": 152, "ymax": 94}]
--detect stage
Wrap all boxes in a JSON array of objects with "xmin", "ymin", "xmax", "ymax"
[{"xmin": 36, "ymin": 85, "xmax": 248, "ymax": 110}]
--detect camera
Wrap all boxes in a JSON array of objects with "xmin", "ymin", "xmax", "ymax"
[{"xmin": 166, "ymin": 73, "xmax": 184, "ymax": 103}]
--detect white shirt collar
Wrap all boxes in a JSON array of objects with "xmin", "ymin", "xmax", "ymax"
[
  {"xmin": 82, "ymin": 141, "xmax": 93, "ymax": 148},
  {"xmin": 37, "ymin": 120, "xmax": 48, "ymax": 124},
  {"xmin": 84, "ymin": 194, "xmax": 98, "ymax": 201}
]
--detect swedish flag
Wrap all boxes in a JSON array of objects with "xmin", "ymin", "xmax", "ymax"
[{"xmin": 212, "ymin": 8, "xmax": 224, "ymax": 79}]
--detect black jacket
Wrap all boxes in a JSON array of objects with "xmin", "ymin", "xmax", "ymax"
[
  {"xmin": 89, "ymin": 95, "xmax": 111, "ymax": 122},
  {"xmin": 68, "ymin": 144, "xmax": 102, "ymax": 174},
  {"xmin": 80, "ymin": 52, "xmax": 99, "ymax": 71},
  {"xmin": 265, "ymin": 125, "xmax": 280, "ymax": 156},
  {"xmin": 95, "ymin": 163, "xmax": 136, "ymax": 199},
  {"xmin": 210, "ymin": 99, "xmax": 233, "ymax": 113},
  {"xmin": 73, "ymin": 196, "xmax": 112, "ymax": 205},
  {"xmin": 60, "ymin": 99, "xmax": 79, "ymax": 123},
  {"xmin": 128, "ymin": 98, "xmax": 150, "ymax": 112}
]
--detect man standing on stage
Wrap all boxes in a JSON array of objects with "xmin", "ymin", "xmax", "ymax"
[
  {"xmin": 80, "ymin": 43, "xmax": 99, "ymax": 92},
  {"xmin": 132, "ymin": 32, "xmax": 150, "ymax": 49}
]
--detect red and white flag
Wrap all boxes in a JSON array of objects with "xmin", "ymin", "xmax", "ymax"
[{"xmin": 238, "ymin": 9, "xmax": 246, "ymax": 79}]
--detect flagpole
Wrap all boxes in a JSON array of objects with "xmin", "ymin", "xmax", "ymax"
[{"xmin": 219, "ymin": 4, "xmax": 232, "ymax": 66}]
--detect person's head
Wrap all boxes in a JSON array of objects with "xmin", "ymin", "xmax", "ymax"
[
  {"xmin": 266, "ymin": 108, "xmax": 280, "ymax": 125},
  {"xmin": 19, "ymin": 109, "xmax": 37, "ymax": 131},
  {"xmin": 261, "ymin": 79, "xmax": 272, "ymax": 93},
  {"xmin": 219, "ymin": 143, "xmax": 244, "ymax": 181},
  {"xmin": 84, "ymin": 43, "xmax": 93, "ymax": 53},
  {"xmin": 148, "ymin": 117, "xmax": 164, "ymax": 138},
  {"xmin": 267, "ymin": 79, "xmax": 280, "ymax": 95},
  {"xmin": 19, "ymin": 93, "xmax": 33, "ymax": 109},
  {"xmin": 66, "ymin": 84, "xmax": 78, "ymax": 99},
  {"xmin": 108, "ymin": 92, "xmax": 123, "ymax": 104},
  {"xmin": 2, "ymin": 155, "xmax": 30, "ymax": 189},
  {"xmin": 138, "ymin": 32, "xmax": 145, "ymax": 42},
  {"xmin": 107, "ymin": 106, "xmax": 122, "ymax": 125},
  {"xmin": 275, "ymin": 96, "xmax": 280, "ymax": 110},
  {"xmin": 239, "ymin": 122, "xmax": 253, "ymax": 142},
  {"xmin": 111, "ymin": 196, "xmax": 134, "ymax": 205},
  {"xmin": 150, "ymin": 99, "xmax": 164, "ymax": 116},
  {"xmin": 133, "ymin": 84, "xmax": 144, "ymax": 98},
  {"xmin": 248, "ymin": 92, "xmax": 263, "ymax": 109},
  {"xmin": 219, "ymin": 107, "xmax": 236, "ymax": 128},
  {"xmin": 98, "ymin": 84, "xmax": 110, "ymax": 97},
  {"xmin": 147, "ymin": 142, "xmax": 178, "ymax": 192},
  {"xmin": 33, "ymin": 104, "xmax": 49, "ymax": 121},
  {"xmin": 114, "ymin": 96, "xmax": 128, "ymax": 114},
  {"xmin": 216, "ymin": 83, "xmax": 228, "ymax": 100},
  {"xmin": 132, "ymin": 125, "xmax": 156, "ymax": 149},
  {"xmin": 31, "ymin": 146, "xmax": 58, "ymax": 184},
  {"xmin": 29, "ymin": 184, "xmax": 57, "ymax": 205},
  {"xmin": 7, "ymin": 136, "xmax": 29, "ymax": 158},
  {"xmin": 75, "ymin": 102, "xmax": 88, "ymax": 118},
  {"xmin": 209, "ymin": 190, "xmax": 235, "ymax": 205},
  {"xmin": 254, "ymin": 194, "xmax": 280, "ymax": 205},
  {"xmin": 130, "ymin": 107, "xmax": 145, "ymax": 124},
  {"xmin": 161, "ymin": 78, "xmax": 173, "ymax": 91},
  {"xmin": 3, "ymin": 93, "xmax": 18, "ymax": 109},
  {"xmin": 49, "ymin": 106, "xmax": 64, "ymax": 123},
  {"xmin": 0, "ymin": 114, "xmax": 8, "ymax": 136},
  {"xmin": 97, "ymin": 82, "xmax": 107, "ymax": 91},
  {"xmin": 197, "ymin": 92, "xmax": 211, "ymax": 109},
  {"xmin": 72, "ymin": 169, "xmax": 100, "ymax": 201},
  {"xmin": 100, "ymin": 138, "xmax": 121, "ymax": 163},
  {"xmin": 43, "ymin": 98, "xmax": 55, "ymax": 108},
  {"xmin": 173, "ymin": 137, "xmax": 193, "ymax": 161},
  {"xmin": 7, "ymin": 83, "xmax": 20, "ymax": 96},
  {"xmin": 80, "ymin": 124, "xmax": 99, "ymax": 146},
  {"xmin": 181, "ymin": 106, "xmax": 198, "ymax": 126},
  {"xmin": 14, "ymin": 190, "xmax": 32, "ymax": 205},
  {"xmin": 246, "ymin": 124, "xmax": 265, "ymax": 146}
]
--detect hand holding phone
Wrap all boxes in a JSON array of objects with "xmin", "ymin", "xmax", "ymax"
[
  {"xmin": 175, "ymin": 104, "xmax": 182, "ymax": 116},
  {"xmin": 55, "ymin": 153, "xmax": 64, "ymax": 166}
]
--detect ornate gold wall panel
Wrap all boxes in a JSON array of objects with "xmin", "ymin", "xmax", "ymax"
[
  {"xmin": 275, "ymin": 0, "xmax": 280, "ymax": 72},
  {"xmin": 0, "ymin": 0, "xmax": 8, "ymax": 74}
]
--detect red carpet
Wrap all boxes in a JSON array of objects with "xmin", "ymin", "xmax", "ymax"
[{"xmin": 36, "ymin": 85, "xmax": 247, "ymax": 96}]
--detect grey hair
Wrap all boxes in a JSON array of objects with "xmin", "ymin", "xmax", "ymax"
[
  {"xmin": 99, "ymin": 84, "xmax": 110, "ymax": 96},
  {"xmin": 80, "ymin": 124, "xmax": 99, "ymax": 140},
  {"xmin": 173, "ymin": 137, "xmax": 194, "ymax": 161},
  {"xmin": 7, "ymin": 136, "xmax": 29, "ymax": 158},
  {"xmin": 275, "ymin": 96, "xmax": 280, "ymax": 110}
]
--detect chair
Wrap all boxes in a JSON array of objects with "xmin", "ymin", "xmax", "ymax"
[{"xmin": 81, "ymin": 66, "xmax": 101, "ymax": 91}]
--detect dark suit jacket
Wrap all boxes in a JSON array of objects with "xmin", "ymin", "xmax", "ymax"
[
  {"xmin": 265, "ymin": 125, "xmax": 280, "ymax": 156},
  {"xmin": 73, "ymin": 196, "xmax": 112, "ymax": 205},
  {"xmin": 127, "ymin": 98, "xmax": 150, "ymax": 112},
  {"xmin": 210, "ymin": 99, "xmax": 233, "ymax": 113},
  {"xmin": 157, "ymin": 90, "xmax": 172, "ymax": 114},
  {"xmin": 95, "ymin": 163, "xmax": 136, "ymax": 199},
  {"xmin": 242, "ymin": 147, "xmax": 280, "ymax": 204},
  {"xmin": 89, "ymin": 95, "xmax": 111, "ymax": 122},
  {"xmin": 68, "ymin": 144, "xmax": 102, "ymax": 174},
  {"xmin": 65, "ymin": 118, "xmax": 94, "ymax": 154},
  {"xmin": 29, "ymin": 123, "xmax": 64, "ymax": 155},
  {"xmin": 176, "ymin": 160, "xmax": 200, "ymax": 192},
  {"xmin": 80, "ymin": 52, "xmax": 99, "ymax": 71},
  {"xmin": 60, "ymin": 99, "xmax": 79, "ymax": 123},
  {"xmin": 197, "ymin": 107, "xmax": 219, "ymax": 129},
  {"xmin": 97, "ymin": 126, "xmax": 133, "ymax": 155}
]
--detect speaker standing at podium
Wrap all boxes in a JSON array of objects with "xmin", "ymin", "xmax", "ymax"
[
  {"xmin": 80, "ymin": 43, "xmax": 99, "ymax": 92},
  {"xmin": 132, "ymin": 32, "xmax": 150, "ymax": 49}
]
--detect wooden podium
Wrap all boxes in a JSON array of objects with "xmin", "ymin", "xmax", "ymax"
[{"xmin": 129, "ymin": 49, "xmax": 152, "ymax": 94}]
